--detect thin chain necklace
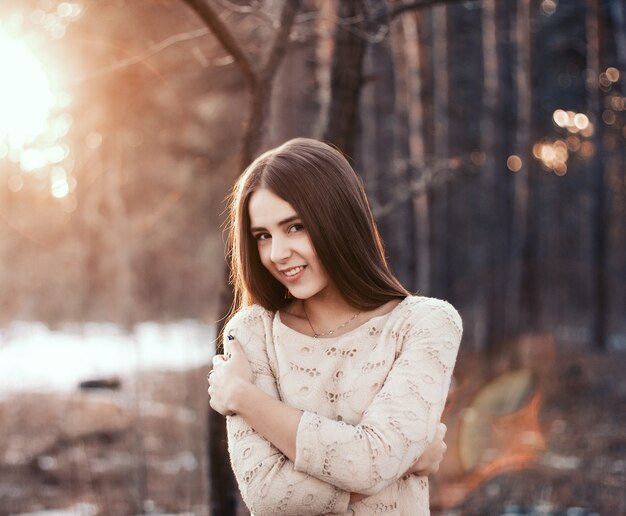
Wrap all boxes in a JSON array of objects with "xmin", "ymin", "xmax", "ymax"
[{"xmin": 302, "ymin": 302, "xmax": 361, "ymax": 338}]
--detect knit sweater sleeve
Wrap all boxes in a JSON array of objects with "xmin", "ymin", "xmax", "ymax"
[
  {"xmin": 224, "ymin": 306, "xmax": 351, "ymax": 516},
  {"xmin": 293, "ymin": 297, "xmax": 462, "ymax": 495}
]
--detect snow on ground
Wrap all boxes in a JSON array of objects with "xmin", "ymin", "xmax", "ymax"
[
  {"xmin": 0, "ymin": 320, "xmax": 215, "ymax": 393},
  {"xmin": 14, "ymin": 503, "xmax": 99, "ymax": 516}
]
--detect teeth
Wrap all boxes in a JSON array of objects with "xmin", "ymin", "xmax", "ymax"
[{"xmin": 284, "ymin": 266, "xmax": 304, "ymax": 277}]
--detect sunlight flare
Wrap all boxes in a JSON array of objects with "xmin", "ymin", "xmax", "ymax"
[{"xmin": 0, "ymin": 29, "xmax": 55, "ymax": 149}]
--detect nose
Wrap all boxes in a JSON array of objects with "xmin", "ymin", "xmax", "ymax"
[{"xmin": 270, "ymin": 234, "xmax": 292, "ymax": 263}]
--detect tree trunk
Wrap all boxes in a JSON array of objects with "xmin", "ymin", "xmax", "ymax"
[
  {"xmin": 322, "ymin": 0, "xmax": 368, "ymax": 157},
  {"xmin": 428, "ymin": 4, "xmax": 450, "ymax": 298},
  {"xmin": 359, "ymin": 23, "xmax": 413, "ymax": 285},
  {"xmin": 401, "ymin": 11, "xmax": 430, "ymax": 293},
  {"xmin": 179, "ymin": 2, "xmax": 303, "ymax": 513},
  {"xmin": 608, "ymin": 0, "xmax": 626, "ymax": 94},
  {"xmin": 586, "ymin": 0, "xmax": 607, "ymax": 350},
  {"xmin": 506, "ymin": 0, "xmax": 531, "ymax": 336},
  {"xmin": 480, "ymin": 0, "xmax": 501, "ymax": 354}
]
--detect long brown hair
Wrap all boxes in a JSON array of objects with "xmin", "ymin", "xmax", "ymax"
[{"xmin": 227, "ymin": 138, "xmax": 409, "ymax": 316}]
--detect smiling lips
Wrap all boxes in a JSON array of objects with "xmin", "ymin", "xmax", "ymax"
[{"xmin": 280, "ymin": 265, "xmax": 306, "ymax": 282}]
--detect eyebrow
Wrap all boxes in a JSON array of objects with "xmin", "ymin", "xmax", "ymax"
[{"xmin": 250, "ymin": 215, "xmax": 300, "ymax": 233}]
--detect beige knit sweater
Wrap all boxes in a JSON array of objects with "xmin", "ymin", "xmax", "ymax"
[{"xmin": 224, "ymin": 296, "xmax": 462, "ymax": 516}]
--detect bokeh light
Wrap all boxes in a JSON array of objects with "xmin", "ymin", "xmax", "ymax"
[
  {"xmin": 86, "ymin": 132, "xmax": 103, "ymax": 149},
  {"xmin": 507, "ymin": 155, "xmax": 523, "ymax": 172},
  {"xmin": 7, "ymin": 174, "xmax": 24, "ymax": 192},
  {"xmin": 539, "ymin": 107, "xmax": 601, "ymax": 175},
  {"xmin": 50, "ymin": 165, "xmax": 69, "ymax": 198},
  {"xmin": 470, "ymin": 151, "xmax": 486, "ymax": 166},
  {"xmin": 540, "ymin": 0, "xmax": 557, "ymax": 16},
  {"xmin": 532, "ymin": 139, "xmax": 571, "ymax": 175},
  {"xmin": 605, "ymin": 67, "xmax": 619, "ymax": 83},
  {"xmin": 0, "ymin": 13, "xmax": 80, "ymax": 202},
  {"xmin": 607, "ymin": 96, "xmax": 624, "ymax": 111},
  {"xmin": 553, "ymin": 109, "xmax": 593, "ymax": 135},
  {"xmin": 602, "ymin": 110, "xmax": 616, "ymax": 125}
]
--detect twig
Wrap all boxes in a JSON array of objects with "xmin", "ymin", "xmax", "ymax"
[
  {"xmin": 372, "ymin": 159, "xmax": 459, "ymax": 218},
  {"xmin": 69, "ymin": 28, "xmax": 211, "ymax": 84},
  {"xmin": 390, "ymin": 0, "xmax": 478, "ymax": 20},
  {"xmin": 213, "ymin": 0, "xmax": 278, "ymax": 29}
]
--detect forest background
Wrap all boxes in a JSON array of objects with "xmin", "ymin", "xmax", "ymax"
[{"xmin": 0, "ymin": 0, "xmax": 624, "ymax": 515}]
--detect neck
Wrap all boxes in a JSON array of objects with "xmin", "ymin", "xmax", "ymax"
[
  {"xmin": 300, "ymin": 292, "xmax": 359, "ymax": 333},
  {"xmin": 302, "ymin": 285, "xmax": 349, "ymax": 312}
]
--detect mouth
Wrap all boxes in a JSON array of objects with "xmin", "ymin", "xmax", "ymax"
[{"xmin": 280, "ymin": 265, "xmax": 306, "ymax": 282}]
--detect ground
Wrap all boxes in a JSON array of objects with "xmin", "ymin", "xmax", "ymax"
[{"xmin": 0, "ymin": 339, "xmax": 624, "ymax": 515}]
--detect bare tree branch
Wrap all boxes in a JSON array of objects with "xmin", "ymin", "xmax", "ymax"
[
  {"xmin": 70, "ymin": 28, "xmax": 212, "ymax": 84},
  {"xmin": 390, "ymin": 0, "xmax": 477, "ymax": 20},
  {"xmin": 241, "ymin": 0, "xmax": 302, "ymax": 166},
  {"xmin": 180, "ymin": 0, "xmax": 301, "ymax": 166},
  {"xmin": 178, "ymin": 4, "xmax": 301, "ymax": 514},
  {"xmin": 181, "ymin": 0, "xmax": 259, "ymax": 88},
  {"xmin": 372, "ymin": 159, "xmax": 461, "ymax": 219},
  {"xmin": 213, "ymin": 0, "xmax": 278, "ymax": 29},
  {"xmin": 262, "ymin": 0, "xmax": 301, "ymax": 79}
]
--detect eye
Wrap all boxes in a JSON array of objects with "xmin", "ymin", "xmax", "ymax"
[
  {"xmin": 287, "ymin": 223, "xmax": 304, "ymax": 233},
  {"xmin": 253, "ymin": 232, "xmax": 271, "ymax": 241}
]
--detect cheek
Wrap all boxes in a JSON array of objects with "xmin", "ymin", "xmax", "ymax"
[
  {"xmin": 257, "ymin": 245, "xmax": 273, "ymax": 270},
  {"xmin": 309, "ymin": 256, "xmax": 330, "ymax": 283}
]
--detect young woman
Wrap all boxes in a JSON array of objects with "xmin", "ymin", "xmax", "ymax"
[{"xmin": 207, "ymin": 138, "xmax": 462, "ymax": 515}]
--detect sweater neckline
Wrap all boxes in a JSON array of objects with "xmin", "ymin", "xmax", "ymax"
[{"xmin": 274, "ymin": 296, "xmax": 411, "ymax": 341}]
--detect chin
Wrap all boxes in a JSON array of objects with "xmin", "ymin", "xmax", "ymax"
[
  {"xmin": 286, "ymin": 290, "xmax": 310, "ymax": 300},
  {"xmin": 285, "ymin": 286, "xmax": 316, "ymax": 300}
]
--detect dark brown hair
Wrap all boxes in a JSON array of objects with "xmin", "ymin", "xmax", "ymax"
[{"xmin": 227, "ymin": 138, "xmax": 409, "ymax": 315}]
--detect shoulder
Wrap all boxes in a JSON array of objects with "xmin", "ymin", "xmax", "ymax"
[
  {"xmin": 394, "ymin": 295, "xmax": 463, "ymax": 339},
  {"xmin": 224, "ymin": 305, "xmax": 274, "ymax": 345},
  {"xmin": 226, "ymin": 304, "xmax": 275, "ymax": 332},
  {"xmin": 224, "ymin": 305, "xmax": 277, "ymax": 374}
]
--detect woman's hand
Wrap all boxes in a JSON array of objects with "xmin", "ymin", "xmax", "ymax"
[
  {"xmin": 405, "ymin": 423, "xmax": 448, "ymax": 476},
  {"xmin": 207, "ymin": 335, "xmax": 254, "ymax": 416}
]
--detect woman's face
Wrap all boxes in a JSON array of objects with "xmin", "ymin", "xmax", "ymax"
[{"xmin": 248, "ymin": 188, "xmax": 332, "ymax": 300}]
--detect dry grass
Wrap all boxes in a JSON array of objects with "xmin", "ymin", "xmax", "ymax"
[
  {"xmin": 0, "ymin": 342, "xmax": 624, "ymax": 515},
  {"xmin": 0, "ymin": 367, "xmax": 210, "ymax": 515}
]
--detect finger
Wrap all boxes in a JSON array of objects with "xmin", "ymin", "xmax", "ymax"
[
  {"xmin": 228, "ymin": 337, "xmax": 244, "ymax": 355},
  {"xmin": 212, "ymin": 354, "xmax": 227, "ymax": 367},
  {"xmin": 224, "ymin": 332, "xmax": 235, "ymax": 353}
]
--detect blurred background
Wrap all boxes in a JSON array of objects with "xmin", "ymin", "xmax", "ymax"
[{"xmin": 0, "ymin": 0, "xmax": 624, "ymax": 515}]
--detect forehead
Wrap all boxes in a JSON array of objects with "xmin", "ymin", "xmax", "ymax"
[{"xmin": 248, "ymin": 188, "xmax": 297, "ymax": 227}]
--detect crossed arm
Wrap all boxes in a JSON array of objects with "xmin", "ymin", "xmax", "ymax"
[{"xmin": 208, "ymin": 302, "xmax": 461, "ymax": 513}]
